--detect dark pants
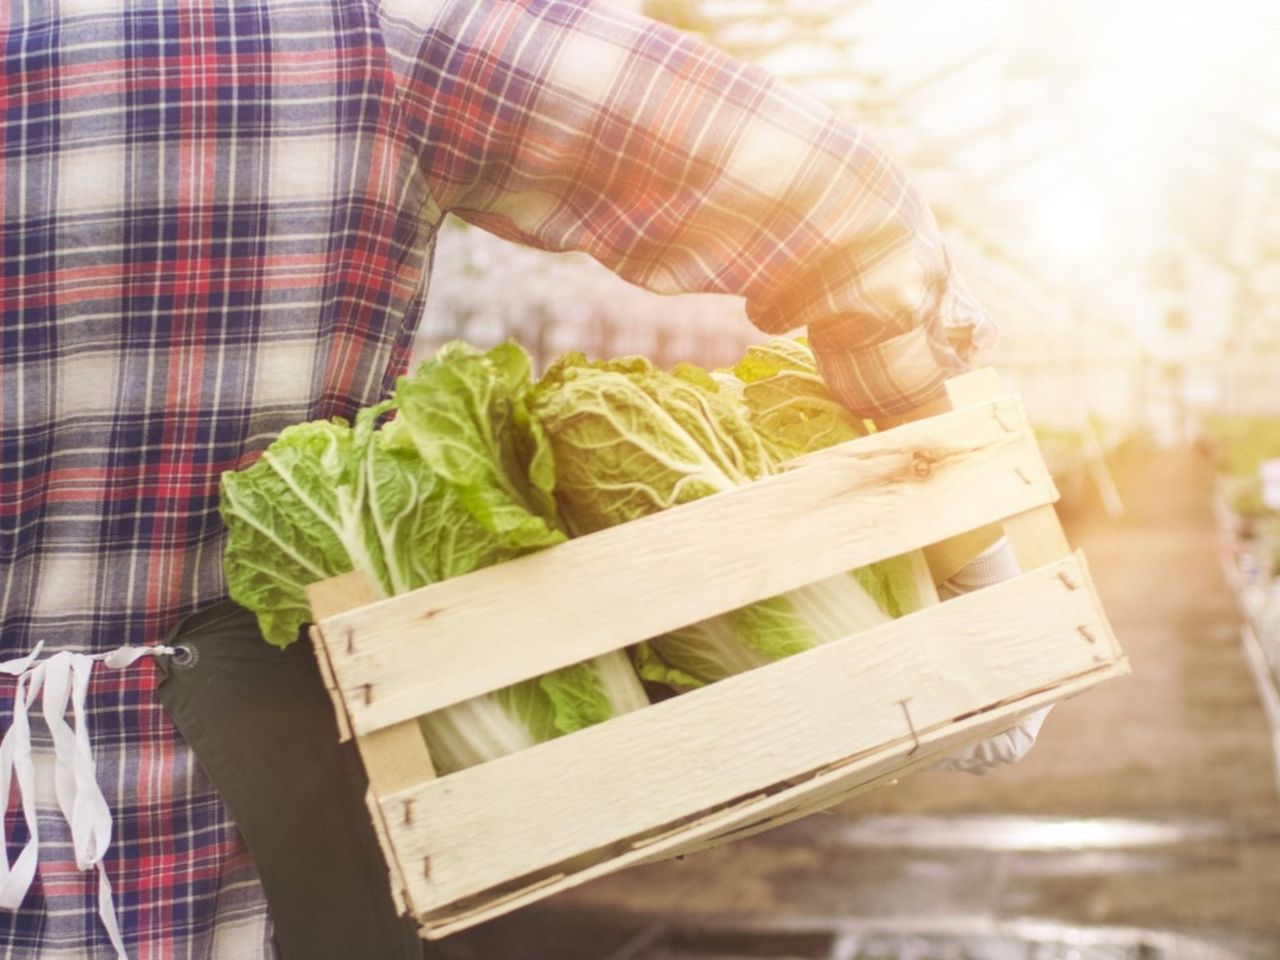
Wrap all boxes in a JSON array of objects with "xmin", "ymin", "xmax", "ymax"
[{"xmin": 155, "ymin": 600, "xmax": 422, "ymax": 960}]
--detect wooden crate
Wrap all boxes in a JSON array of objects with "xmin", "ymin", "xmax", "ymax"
[{"xmin": 306, "ymin": 369, "xmax": 1127, "ymax": 939}]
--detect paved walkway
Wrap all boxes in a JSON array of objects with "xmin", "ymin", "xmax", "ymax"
[{"xmin": 436, "ymin": 443, "xmax": 1280, "ymax": 958}]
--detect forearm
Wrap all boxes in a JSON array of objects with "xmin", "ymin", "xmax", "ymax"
[{"xmin": 388, "ymin": 0, "xmax": 989, "ymax": 418}]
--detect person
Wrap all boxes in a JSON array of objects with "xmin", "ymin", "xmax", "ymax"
[{"xmin": 0, "ymin": 0, "xmax": 1038, "ymax": 955}]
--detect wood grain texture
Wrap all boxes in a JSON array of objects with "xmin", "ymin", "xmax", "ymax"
[
  {"xmin": 415, "ymin": 655, "xmax": 1129, "ymax": 938},
  {"xmin": 306, "ymin": 570, "xmax": 436, "ymax": 916},
  {"xmin": 300, "ymin": 371, "xmax": 1129, "ymax": 936},
  {"xmin": 315, "ymin": 395, "xmax": 1057, "ymax": 735},
  {"xmin": 1003, "ymin": 506, "xmax": 1074, "ymax": 572},
  {"xmin": 651, "ymin": 659, "xmax": 1131, "ymax": 863},
  {"xmin": 383, "ymin": 553, "xmax": 1115, "ymax": 914},
  {"xmin": 307, "ymin": 571, "xmax": 376, "ymax": 743},
  {"xmin": 307, "ymin": 573, "xmax": 437, "ymax": 780}
]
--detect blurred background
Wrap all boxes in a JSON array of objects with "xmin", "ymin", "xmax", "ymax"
[{"xmin": 420, "ymin": 1, "xmax": 1280, "ymax": 957}]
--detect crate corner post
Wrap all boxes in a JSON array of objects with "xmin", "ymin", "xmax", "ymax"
[
  {"xmin": 307, "ymin": 570, "xmax": 438, "ymax": 924},
  {"xmin": 945, "ymin": 368, "xmax": 1072, "ymax": 571},
  {"xmin": 942, "ymin": 367, "xmax": 1007, "ymax": 409}
]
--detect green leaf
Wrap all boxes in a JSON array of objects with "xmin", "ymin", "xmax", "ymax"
[
  {"xmin": 725, "ymin": 337, "xmax": 868, "ymax": 463},
  {"xmin": 863, "ymin": 553, "xmax": 927, "ymax": 619},
  {"xmin": 365, "ymin": 414, "xmax": 549, "ymax": 593},
  {"xmin": 632, "ymin": 641, "xmax": 710, "ymax": 692},
  {"xmin": 219, "ymin": 417, "xmax": 390, "ymax": 648},
  {"xmin": 529, "ymin": 339, "xmax": 899, "ymax": 693},
  {"xmin": 394, "ymin": 340, "xmax": 562, "ymax": 549},
  {"xmin": 529, "ymin": 352, "xmax": 769, "ymax": 534},
  {"xmin": 221, "ymin": 341, "xmax": 649, "ymax": 769},
  {"xmin": 538, "ymin": 661, "xmax": 613, "ymax": 735}
]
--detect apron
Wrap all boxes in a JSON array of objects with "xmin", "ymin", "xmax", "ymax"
[{"xmin": 155, "ymin": 601, "xmax": 422, "ymax": 960}]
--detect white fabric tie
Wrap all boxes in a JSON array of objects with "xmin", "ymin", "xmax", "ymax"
[{"xmin": 0, "ymin": 643, "xmax": 176, "ymax": 960}]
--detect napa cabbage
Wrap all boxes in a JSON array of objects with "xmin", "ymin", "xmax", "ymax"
[
  {"xmin": 724, "ymin": 338, "xmax": 928, "ymax": 624},
  {"xmin": 219, "ymin": 343, "xmax": 649, "ymax": 774},
  {"xmin": 527, "ymin": 346, "xmax": 912, "ymax": 691},
  {"xmin": 718, "ymin": 336, "xmax": 870, "ymax": 462}
]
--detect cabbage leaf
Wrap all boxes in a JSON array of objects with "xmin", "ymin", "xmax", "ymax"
[
  {"xmin": 220, "ymin": 342, "xmax": 649, "ymax": 774},
  {"xmin": 528, "ymin": 345, "xmax": 896, "ymax": 691}
]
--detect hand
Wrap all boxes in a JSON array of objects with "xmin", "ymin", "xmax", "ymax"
[
  {"xmin": 927, "ymin": 536, "xmax": 1053, "ymax": 774},
  {"xmin": 926, "ymin": 703, "xmax": 1051, "ymax": 774}
]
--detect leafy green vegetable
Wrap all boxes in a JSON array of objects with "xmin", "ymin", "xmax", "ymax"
[
  {"xmin": 632, "ymin": 572, "xmax": 892, "ymax": 691},
  {"xmin": 220, "ymin": 410, "xmax": 393, "ymax": 649},
  {"xmin": 726, "ymin": 338, "xmax": 929, "ymax": 624},
  {"xmin": 222, "ymin": 333, "xmax": 928, "ymax": 762},
  {"xmin": 528, "ymin": 344, "xmax": 897, "ymax": 690},
  {"xmin": 530, "ymin": 352, "xmax": 770, "ymax": 534},
  {"xmin": 862, "ymin": 552, "xmax": 927, "ymax": 619},
  {"xmin": 418, "ymin": 651, "xmax": 646, "ymax": 773},
  {"xmin": 393, "ymin": 340, "xmax": 562, "ymax": 548},
  {"xmin": 724, "ymin": 337, "xmax": 870, "ymax": 462},
  {"xmin": 220, "ymin": 342, "xmax": 649, "ymax": 774}
]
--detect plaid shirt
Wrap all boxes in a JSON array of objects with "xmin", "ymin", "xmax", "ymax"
[{"xmin": 1, "ymin": 0, "xmax": 990, "ymax": 956}]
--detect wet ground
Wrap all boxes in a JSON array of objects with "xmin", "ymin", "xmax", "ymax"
[{"xmin": 435, "ymin": 442, "xmax": 1280, "ymax": 959}]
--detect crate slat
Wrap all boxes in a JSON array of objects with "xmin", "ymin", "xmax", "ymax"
[
  {"xmin": 314, "ymin": 395, "xmax": 1055, "ymax": 736},
  {"xmin": 649, "ymin": 658, "xmax": 1129, "ymax": 865},
  {"xmin": 378, "ymin": 553, "xmax": 1110, "ymax": 913},
  {"xmin": 417, "ymin": 656, "xmax": 1127, "ymax": 939}
]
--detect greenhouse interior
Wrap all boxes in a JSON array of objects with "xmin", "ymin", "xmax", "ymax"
[
  {"xmin": 8, "ymin": 0, "xmax": 1280, "ymax": 958},
  {"xmin": 418, "ymin": 1, "xmax": 1280, "ymax": 959}
]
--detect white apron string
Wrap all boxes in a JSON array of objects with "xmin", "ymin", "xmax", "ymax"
[{"xmin": 0, "ymin": 643, "xmax": 176, "ymax": 960}]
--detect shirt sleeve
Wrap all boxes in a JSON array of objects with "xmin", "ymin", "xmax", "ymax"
[{"xmin": 376, "ymin": 0, "xmax": 996, "ymax": 418}]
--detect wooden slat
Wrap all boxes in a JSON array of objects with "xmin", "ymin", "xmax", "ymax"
[
  {"xmin": 652, "ymin": 717, "xmax": 1034, "ymax": 862},
  {"xmin": 309, "ymin": 624, "xmax": 353, "ymax": 742},
  {"xmin": 1079, "ymin": 546, "xmax": 1126, "ymax": 663},
  {"xmin": 1003, "ymin": 506, "xmax": 1073, "ymax": 570},
  {"xmin": 417, "ymin": 873, "xmax": 568, "ymax": 940},
  {"xmin": 383, "ymin": 553, "xmax": 1110, "ymax": 913},
  {"xmin": 649, "ymin": 660, "xmax": 1132, "ymax": 864},
  {"xmin": 654, "ymin": 552, "xmax": 1127, "ymax": 861},
  {"xmin": 307, "ymin": 570, "xmax": 377, "ymax": 742},
  {"xmin": 317, "ymin": 396, "xmax": 1057, "ymax": 735},
  {"xmin": 307, "ymin": 573, "xmax": 438, "ymax": 784},
  {"xmin": 417, "ymin": 655, "xmax": 1130, "ymax": 939},
  {"xmin": 307, "ymin": 568, "xmax": 382, "ymax": 622}
]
